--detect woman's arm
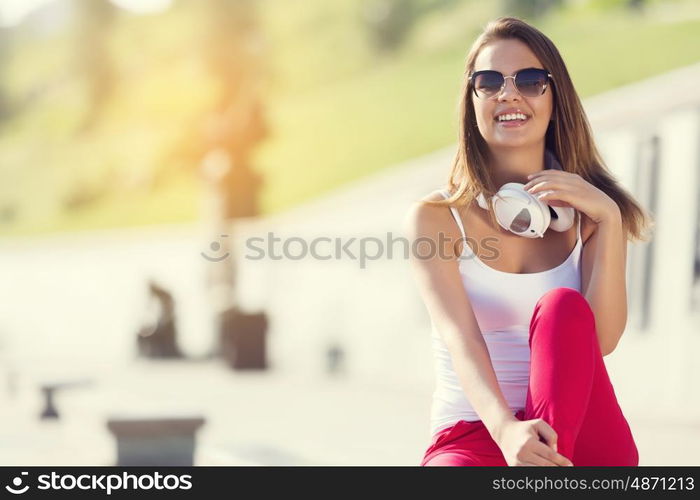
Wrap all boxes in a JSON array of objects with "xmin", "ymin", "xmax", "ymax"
[
  {"xmin": 523, "ymin": 171, "xmax": 630, "ymax": 357},
  {"xmin": 403, "ymin": 200, "xmax": 517, "ymax": 437},
  {"xmin": 580, "ymin": 208, "xmax": 628, "ymax": 356}
]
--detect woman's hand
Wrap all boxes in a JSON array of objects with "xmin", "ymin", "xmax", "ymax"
[
  {"xmin": 523, "ymin": 170, "xmax": 620, "ymax": 225},
  {"xmin": 494, "ymin": 418, "xmax": 574, "ymax": 466}
]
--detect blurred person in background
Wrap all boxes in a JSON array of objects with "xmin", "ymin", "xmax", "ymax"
[{"xmin": 136, "ymin": 279, "xmax": 183, "ymax": 359}]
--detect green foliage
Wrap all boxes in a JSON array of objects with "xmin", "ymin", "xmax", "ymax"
[
  {"xmin": 361, "ymin": 0, "xmax": 420, "ymax": 53},
  {"xmin": 587, "ymin": 0, "xmax": 644, "ymax": 12},
  {"xmin": 1, "ymin": 0, "xmax": 699, "ymax": 236},
  {"xmin": 500, "ymin": 0, "xmax": 565, "ymax": 20}
]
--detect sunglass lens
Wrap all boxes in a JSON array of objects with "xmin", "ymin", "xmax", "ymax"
[
  {"xmin": 515, "ymin": 69, "xmax": 548, "ymax": 97},
  {"xmin": 473, "ymin": 71, "xmax": 503, "ymax": 97}
]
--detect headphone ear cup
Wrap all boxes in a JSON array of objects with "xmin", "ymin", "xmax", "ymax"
[
  {"xmin": 495, "ymin": 183, "xmax": 551, "ymax": 238},
  {"xmin": 548, "ymin": 206, "xmax": 576, "ymax": 232}
]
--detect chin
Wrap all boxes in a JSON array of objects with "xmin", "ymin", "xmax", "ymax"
[{"xmin": 488, "ymin": 136, "xmax": 538, "ymax": 149}]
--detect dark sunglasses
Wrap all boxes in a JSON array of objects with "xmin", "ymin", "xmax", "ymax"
[{"xmin": 469, "ymin": 68, "xmax": 553, "ymax": 99}]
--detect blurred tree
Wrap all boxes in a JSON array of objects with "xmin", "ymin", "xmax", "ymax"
[
  {"xmin": 361, "ymin": 0, "xmax": 460, "ymax": 54},
  {"xmin": 74, "ymin": 0, "xmax": 117, "ymax": 132},
  {"xmin": 588, "ymin": 0, "xmax": 648, "ymax": 12},
  {"xmin": 361, "ymin": 0, "xmax": 419, "ymax": 53},
  {"xmin": 501, "ymin": 0, "xmax": 564, "ymax": 19},
  {"xmin": 196, "ymin": 0, "xmax": 270, "ymax": 366},
  {"xmin": 199, "ymin": 0, "xmax": 267, "ymax": 221},
  {"xmin": 203, "ymin": 0, "xmax": 263, "ymax": 110}
]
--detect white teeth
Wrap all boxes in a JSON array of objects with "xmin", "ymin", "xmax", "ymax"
[{"xmin": 497, "ymin": 113, "xmax": 528, "ymax": 122}]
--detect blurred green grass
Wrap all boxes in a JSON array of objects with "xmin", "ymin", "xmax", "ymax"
[{"xmin": 1, "ymin": 0, "xmax": 699, "ymax": 236}]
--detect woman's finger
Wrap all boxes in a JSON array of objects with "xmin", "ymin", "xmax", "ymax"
[
  {"xmin": 525, "ymin": 169, "xmax": 573, "ymax": 185},
  {"xmin": 534, "ymin": 189, "xmax": 575, "ymax": 203},
  {"xmin": 523, "ymin": 450, "xmax": 560, "ymax": 466},
  {"xmin": 533, "ymin": 441, "xmax": 574, "ymax": 467},
  {"xmin": 525, "ymin": 178, "xmax": 575, "ymax": 193},
  {"xmin": 533, "ymin": 420, "xmax": 558, "ymax": 451}
]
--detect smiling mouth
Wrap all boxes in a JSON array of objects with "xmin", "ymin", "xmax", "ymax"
[{"xmin": 494, "ymin": 116, "xmax": 530, "ymax": 126}]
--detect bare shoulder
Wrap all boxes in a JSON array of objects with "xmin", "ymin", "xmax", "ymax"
[
  {"xmin": 419, "ymin": 189, "xmax": 449, "ymax": 203},
  {"xmin": 404, "ymin": 190, "xmax": 462, "ymax": 258},
  {"xmin": 404, "ymin": 190, "xmax": 450, "ymax": 233}
]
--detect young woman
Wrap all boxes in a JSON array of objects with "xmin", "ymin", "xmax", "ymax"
[{"xmin": 405, "ymin": 17, "xmax": 653, "ymax": 466}]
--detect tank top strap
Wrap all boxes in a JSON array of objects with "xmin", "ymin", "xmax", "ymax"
[
  {"xmin": 570, "ymin": 210, "xmax": 583, "ymax": 267},
  {"xmin": 576, "ymin": 210, "xmax": 582, "ymax": 242},
  {"xmin": 439, "ymin": 189, "xmax": 467, "ymax": 241}
]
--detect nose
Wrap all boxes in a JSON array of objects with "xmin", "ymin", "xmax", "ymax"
[{"xmin": 497, "ymin": 76, "xmax": 520, "ymax": 101}]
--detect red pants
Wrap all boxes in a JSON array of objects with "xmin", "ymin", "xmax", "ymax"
[{"xmin": 421, "ymin": 287, "xmax": 639, "ymax": 466}]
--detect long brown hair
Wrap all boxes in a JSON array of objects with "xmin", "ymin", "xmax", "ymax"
[{"xmin": 425, "ymin": 16, "xmax": 653, "ymax": 242}]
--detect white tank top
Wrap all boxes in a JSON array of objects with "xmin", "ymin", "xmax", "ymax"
[{"xmin": 429, "ymin": 188, "xmax": 583, "ymax": 435}]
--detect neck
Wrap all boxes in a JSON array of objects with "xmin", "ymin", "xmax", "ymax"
[{"xmin": 488, "ymin": 143, "xmax": 546, "ymax": 187}]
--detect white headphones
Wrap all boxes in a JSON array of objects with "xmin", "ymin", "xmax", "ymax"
[{"xmin": 476, "ymin": 149, "xmax": 575, "ymax": 239}]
